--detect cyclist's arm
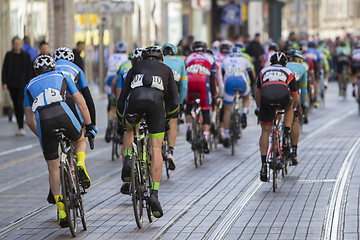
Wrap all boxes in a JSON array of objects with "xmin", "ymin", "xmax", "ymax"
[
  {"xmin": 166, "ymin": 69, "xmax": 179, "ymax": 119},
  {"xmin": 210, "ymin": 63, "xmax": 217, "ymax": 97},
  {"xmin": 80, "ymin": 87, "xmax": 96, "ymax": 125},
  {"xmin": 72, "ymin": 92, "xmax": 91, "ymax": 125},
  {"xmin": 216, "ymin": 68, "xmax": 224, "ymax": 97},
  {"xmin": 117, "ymin": 68, "xmax": 133, "ymax": 120},
  {"xmin": 289, "ymin": 77, "xmax": 299, "ymax": 108},
  {"xmin": 179, "ymin": 62, "xmax": 188, "ymax": 104},
  {"xmin": 25, "ymin": 107, "xmax": 37, "ymax": 136},
  {"xmin": 255, "ymin": 76, "xmax": 261, "ymax": 107},
  {"xmin": 300, "ymin": 70, "xmax": 308, "ymax": 108}
]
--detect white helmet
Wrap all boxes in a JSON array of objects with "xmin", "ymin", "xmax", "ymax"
[
  {"xmin": 229, "ymin": 46, "xmax": 242, "ymax": 57},
  {"xmin": 115, "ymin": 41, "xmax": 127, "ymax": 53},
  {"xmin": 53, "ymin": 47, "xmax": 74, "ymax": 62},
  {"xmin": 33, "ymin": 55, "xmax": 55, "ymax": 75}
]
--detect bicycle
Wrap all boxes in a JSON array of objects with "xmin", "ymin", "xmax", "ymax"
[
  {"xmin": 230, "ymin": 89, "xmax": 242, "ymax": 156},
  {"xmin": 341, "ymin": 64, "xmax": 348, "ymax": 99},
  {"xmin": 124, "ymin": 114, "xmax": 153, "ymax": 228},
  {"xmin": 190, "ymin": 97, "xmax": 204, "ymax": 168},
  {"xmin": 54, "ymin": 128, "xmax": 93, "ymax": 237},
  {"xmin": 111, "ymin": 117, "xmax": 122, "ymax": 161},
  {"xmin": 161, "ymin": 125, "xmax": 171, "ymax": 178},
  {"xmin": 266, "ymin": 104, "xmax": 286, "ymax": 192}
]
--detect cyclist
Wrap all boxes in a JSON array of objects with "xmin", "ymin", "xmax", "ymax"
[
  {"xmin": 286, "ymin": 50, "xmax": 308, "ymax": 165},
  {"xmin": 162, "ymin": 43, "xmax": 188, "ymax": 170},
  {"xmin": 351, "ymin": 41, "xmax": 360, "ymax": 98},
  {"xmin": 117, "ymin": 46, "xmax": 179, "ymax": 218},
  {"xmin": 214, "ymin": 40, "xmax": 233, "ymax": 67},
  {"xmin": 184, "ymin": 40, "xmax": 217, "ymax": 153},
  {"xmin": 235, "ymin": 42, "xmax": 256, "ymax": 94},
  {"xmin": 306, "ymin": 41, "xmax": 322, "ymax": 107},
  {"xmin": 221, "ymin": 46, "xmax": 254, "ymax": 147},
  {"xmin": 105, "ymin": 41, "xmax": 128, "ymax": 142},
  {"xmin": 318, "ymin": 41, "xmax": 332, "ymax": 89},
  {"xmin": 335, "ymin": 40, "xmax": 351, "ymax": 96},
  {"xmin": 255, "ymin": 52, "xmax": 299, "ymax": 182},
  {"xmin": 24, "ymin": 55, "xmax": 96, "ymax": 227},
  {"xmin": 263, "ymin": 43, "xmax": 278, "ymax": 67}
]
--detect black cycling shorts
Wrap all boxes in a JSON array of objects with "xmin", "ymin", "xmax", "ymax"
[
  {"xmin": 126, "ymin": 87, "xmax": 165, "ymax": 139},
  {"xmin": 337, "ymin": 61, "xmax": 349, "ymax": 74},
  {"xmin": 36, "ymin": 102, "xmax": 82, "ymax": 160},
  {"xmin": 259, "ymin": 84, "xmax": 291, "ymax": 125},
  {"xmin": 351, "ymin": 62, "xmax": 360, "ymax": 75}
]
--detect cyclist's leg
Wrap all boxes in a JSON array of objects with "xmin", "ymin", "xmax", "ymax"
[
  {"xmin": 199, "ymin": 76, "xmax": 212, "ymax": 153},
  {"xmin": 240, "ymin": 78, "xmax": 251, "ymax": 128},
  {"xmin": 222, "ymin": 77, "xmax": 234, "ymax": 146},
  {"xmin": 337, "ymin": 62, "xmax": 343, "ymax": 94},
  {"xmin": 167, "ymin": 117, "xmax": 177, "ymax": 170},
  {"xmin": 290, "ymin": 109, "xmax": 300, "ymax": 165},
  {"xmin": 351, "ymin": 65, "xmax": 358, "ymax": 97},
  {"xmin": 185, "ymin": 75, "xmax": 196, "ymax": 141}
]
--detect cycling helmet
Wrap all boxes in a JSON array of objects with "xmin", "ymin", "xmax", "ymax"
[
  {"xmin": 229, "ymin": 46, "xmax": 242, "ymax": 57},
  {"xmin": 115, "ymin": 41, "xmax": 127, "ymax": 53},
  {"xmin": 220, "ymin": 40, "xmax": 233, "ymax": 54},
  {"xmin": 308, "ymin": 41, "xmax": 317, "ymax": 48},
  {"xmin": 287, "ymin": 49, "xmax": 303, "ymax": 61},
  {"xmin": 270, "ymin": 52, "xmax": 288, "ymax": 66},
  {"xmin": 162, "ymin": 43, "xmax": 178, "ymax": 56},
  {"xmin": 54, "ymin": 47, "xmax": 74, "ymax": 62},
  {"xmin": 234, "ymin": 42, "xmax": 246, "ymax": 52},
  {"xmin": 299, "ymin": 40, "xmax": 308, "ymax": 52},
  {"xmin": 192, "ymin": 40, "xmax": 207, "ymax": 52},
  {"xmin": 33, "ymin": 55, "xmax": 56, "ymax": 75},
  {"xmin": 340, "ymin": 40, "xmax": 346, "ymax": 47},
  {"xmin": 131, "ymin": 48, "xmax": 144, "ymax": 61},
  {"xmin": 318, "ymin": 41, "xmax": 326, "ymax": 48},
  {"xmin": 212, "ymin": 40, "xmax": 220, "ymax": 50},
  {"xmin": 269, "ymin": 43, "xmax": 278, "ymax": 51},
  {"xmin": 142, "ymin": 46, "xmax": 164, "ymax": 62}
]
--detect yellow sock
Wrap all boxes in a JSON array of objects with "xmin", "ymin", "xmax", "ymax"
[
  {"xmin": 76, "ymin": 152, "xmax": 86, "ymax": 164},
  {"xmin": 54, "ymin": 195, "xmax": 65, "ymax": 211}
]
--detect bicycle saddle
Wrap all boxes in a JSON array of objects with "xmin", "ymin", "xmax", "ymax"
[
  {"xmin": 53, "ymin": 128, "xmax": 66, "ymax": 136},
  {"xmin": 125, "ymin": 113, "xmax": 141, "ymax": 124}
]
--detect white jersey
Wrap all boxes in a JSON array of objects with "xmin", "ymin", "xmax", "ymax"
[
  {"xmin": 105, "ymin": 53, "xmax": 128, "ymax": 78},
  {"xmin": 352, "ymin": 49, "xmax": 360, "ymax": 62},
  {"xmin": 222, "ymin": 56, "xmax": 252, "ymax": 80}
]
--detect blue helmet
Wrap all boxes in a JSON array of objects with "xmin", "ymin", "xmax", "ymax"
[
  {"xmin": 162, "ymin": 43, "xmax": 178, "ymax": 55},
  {"xmin": 287, "ymin": 49, "xmax": 303, "ymax": 61}
]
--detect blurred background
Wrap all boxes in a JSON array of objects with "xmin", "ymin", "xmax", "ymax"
[{"xmin": 0, "ymin": 0, "xmax": 359, "ymax": 116}]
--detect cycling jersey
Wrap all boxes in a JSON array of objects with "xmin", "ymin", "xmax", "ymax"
[
  {"xmin": 185, "ymin": 52, "xmax": 217, "ymax": 110},
  {"xmin": 24, "ymin": 71, "xmax": 82, "ymax": 160},
  {"xmin": 117, "ymin": 60, "xmax": 179, "ymax": 139},
  {"xmin": 214, "ymin": 52, "xmax": 227, "ymax": 67},
  {"xmin": 55, "ymin": 59, "xmax": 96, "ymax": 125},
  {"xmin": 257, "ymin": 65, "xmax": 297, "ymax": 125},
  {"xmin": 119, "ymin": 60, "xmax": 132, "ymax": 71},
  {"xmin": 116, "ymin": 66, "xmax": 131, "ymax": 89},
  {"xmin": 351, "ymin": 49, "xmax": 360, "ymax": 74},
  {"xmin": 105, "ymin": 53, "xmax": 128, "ymax": 95},
  {"xmin": 286, "ymin": 62, "xmax": 308, "ymax": 108},
  {"xmin": 164, "ymin": 55, "xmax": 188, "ymax": 104},
  {"xmin": 222, "ymin": 56, "xmax": 252, "ymax": 104},
  {"xmin": 335, "ymin": 46, "xmax": 351, "ymax": 74}
]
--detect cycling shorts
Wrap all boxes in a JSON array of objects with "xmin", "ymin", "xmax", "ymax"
[
  {"xmin": 351, "ymin": 61, "xmax": 360, "ymax": 75},
  {"xmin": 36, "ymin": 102, "xmax": 82, "ymax": 160},
  {"xmin": 259, "ymin": 84, "xmax": 291, "ymax": 125},
  {"xmin": 125, "ymin": 87, "xmax": 165, "ymax": 139},
  {"xmin": 223, "ymin": 76, "xmax": 251, "ymax": 104},
  {"xmin": 186, "ymin": 74, "xmax": 212, "ymax": 110},
  {"xmin": 337, "ymin": 61, "xmax": 350, "ymax": 74}
]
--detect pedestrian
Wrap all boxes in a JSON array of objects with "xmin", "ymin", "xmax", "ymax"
[
  {"xmin": 22, "ymin": 36, "xmax": 38, "ymax": 62},
  {"xmin": 73, "ymin": 41, "xmax": 85, "ymax": 71},
  {"xmin": 1, "ymin": 36, "xmax": 33, "ymax": 136},
  {"xmin": 39, "ymin": 41, "xmax": 51, "ymax": 56},
  {"xmin": 246, "ymin": 33, "xmax": 265, "ymax": 78}
]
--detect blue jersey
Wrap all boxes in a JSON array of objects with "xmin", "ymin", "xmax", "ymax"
[
  {"xmin": 286, "ymin": 62, "xmax": 308, "ymax": 108},
  {"xmin": 25, "ymin": 70, "xmax": 78, "ymax": 112},
  {"xmin": 55, "ymin": 59, "xmax": 88, "ymax": 89},
  {"xmin": 117, "ymin": 66, "xmax": 131, "ymax": 89},
  {"xmin": 164, "ymin": 56, "xmax": 188, "ymax": 104},
  {"xmin": 306, "ymin": 48, "xmax": 321, "ymax": 64}
]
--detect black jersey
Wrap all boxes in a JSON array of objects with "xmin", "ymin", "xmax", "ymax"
[{"xmin": 117, "ymin": 60, "xmax": 179, "ymax": 117}]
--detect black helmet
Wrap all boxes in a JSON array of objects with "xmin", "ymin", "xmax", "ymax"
[
  {"xmin": 220, "ymin": 40, "xmax": 233, "ymax": 54},
  {"xmin": 270, "ymin": 52, "xmax": 288, "ymax": 66},
  {"xmin": 192, "ymin": 40, "xmax": 207, "ymax": 52},
  {"xmin": 54, "ymin": 47, "xmax": 74, "ymax": 62},
  {"xmin": 142, "ymin": 46, "xmax": 164, "ymax": 62},
  {"xmin": 33, "ymin": 55, "xmax": 55, "ymax": 75},
  {"xmin": 308, "ymin": 41, "xmax": 317, "ymax": 48}
]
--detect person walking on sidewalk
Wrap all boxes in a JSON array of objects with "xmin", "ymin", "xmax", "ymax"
[{"xmin": 2, "ymin": 36, "xmax": 33, "ymax": 136}]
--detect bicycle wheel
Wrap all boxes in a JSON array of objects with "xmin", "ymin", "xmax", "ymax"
[
  {"xmin": 192, "ymin": 118, "xmax": 199, "ymax": 168},
  {"xmin": 131, "ymin": 153, "xmax": 143, "ymax": 228},
  {"xmin": 272, "ymin": 133, "xmax": 278, "ymax": 192},
  {"xmin": 115, "ymin": 134, "xmax": 121, "ymax": 159},
  {"xmin": 73, "ymin": 159, "xmax": 87, "ymax": 231},
  {"xmin": 144, "ymin": 141, "xmax": 153, "ymax": 223},
  {"xmin": 60, "ymin": 158, "xmax": 78, "ymax": 236}
]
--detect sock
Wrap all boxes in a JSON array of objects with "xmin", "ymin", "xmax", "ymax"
[
  {"xmin": 54, "ymin": 195, "xmax": 65, "ymax": 211},
  {"xmin": 151, "ymin": 182, "xmax": 160, "ymax": 190},
  {"xmin": 168, "ymin": 146, "xmax": 174, "ymax": 155},
  {"xmin": 76, "ymin": 151, "xmax": 86, "ymax": 164},
  {"xmin": 292, "ymin": 145, "xmax": 297, "ymax": 155},
  {"xmin": 187, "ymin": 123, "xmax": 191, "ymax": 130},
  {"xmin": 124, "ymin": 149, "xmax": 132, "ymax": 157},
  {"xmin": 224, "ymin": 129, "xmax": 230, "ymax": 138},
  {"xmin": 261, "ymin": 155, "xmax": 267, "ymax": 165},
  {"xmin": 243, "ymin": 107, "xmax": 248, "ymax": 114},
  {"xmin": 203, "ymin": 131, "xmax": 210, "ymax": 140}
]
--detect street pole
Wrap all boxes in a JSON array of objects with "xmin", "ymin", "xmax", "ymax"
[{"xmin": 99, "ymin": 15, "xmax": 105, "ymax": 94}]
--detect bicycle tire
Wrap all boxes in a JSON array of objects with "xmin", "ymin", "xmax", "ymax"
[
  {"xmin": 131, "ymin": 152, "xmax": 143, "ymax": 228},
  {"xmin": 60, "ymin": 157, "xmax": 78, "ymax": 236},
  {"xmin": 272, "ymin": 131, "xmax": 278, "ymax": 192},
  {"xmin": 73, "ymin": 158, "xmax": 87, "ymax": 231},
  {"xmin": 145, "ymin": 142, "xmax": 153, "ymax": 223},
  {"xmin": 192, "ymin": 118, "xmax": 199, "ymax": 168},
  {"xmin": 281, "ymin": 136, "xmax": 286, "ymax": 178},
  {"xmin": 115, "ymin": 135, "xmax": 121, "ymax": 159}
]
